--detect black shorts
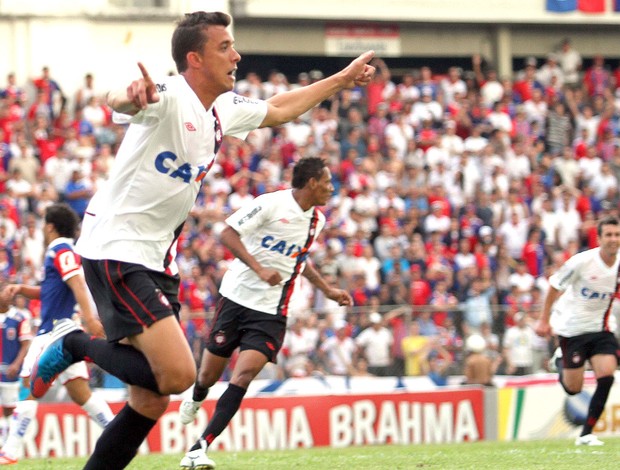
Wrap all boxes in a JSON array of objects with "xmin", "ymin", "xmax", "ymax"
[
  {"xmin": 558, "ymin": 331, "xmax": 619, "ymax": 369},
  {"xmin": 206, "ymin": 296, "xmax": 287, "ymax": 363},
  {"xmin": 83, "ymin": 258, "xmax": 180, "ymax": 342}
]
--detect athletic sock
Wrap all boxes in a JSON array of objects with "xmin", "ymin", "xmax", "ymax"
[
  {"xmin": 581, "ymin": 375, "xmax": 614, "ymax": 436},
  {"xmin": 65, "ymin": 332, "xmax": 160, "ymax": 393},
  {"xmin": 1, "ymin": 400, "xmax": 38, "ymax": 459},
  {"xmin": 192, "ymin": 382, "xmax": 210, "ymax": 402},
  {"xmin": 81, "ymin": 395, "xmax": 115, "ymax": 428},
  {"xmin": 83, "ymin": 404, "xmax": 156, "ymax": 470},
  {"xmin": 558, "ymin": 367, "xmax": 579, "ymax": 396},
  {"xmin": 189, "ymin": 383, "xmax": 246, "ymax": 452}
]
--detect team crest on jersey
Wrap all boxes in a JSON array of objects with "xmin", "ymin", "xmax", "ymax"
[
  {"xmin": 6, "ymin": 327, "xmax": 16, "ymax": 341},
  {"xmin": 214, "ymin": 330, "xmax": 226, "ymax": 345},
  {"xmin": 155, "ymin": 289, "xmax": 170, "ymax": 308},
  {"xmin": 184, "ymin": 122, "xmax": 196, "ymax": 131}
]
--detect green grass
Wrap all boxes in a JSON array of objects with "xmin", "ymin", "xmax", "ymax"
[{"xmin": 23, "ymin": 438, "xmax": 620, "ymax": 469}]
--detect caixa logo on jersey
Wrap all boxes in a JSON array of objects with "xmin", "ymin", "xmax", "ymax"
[
  {"xmin": 154, "ymin": 151, "xmax": 214, "ymax": 183},
  {"xmin": 580, "ymin": 287, "xmax": 615, "ymax": 300},
  {"xmin": 261, "ymin": 236, "xmax": 309, "ymax": 261}
]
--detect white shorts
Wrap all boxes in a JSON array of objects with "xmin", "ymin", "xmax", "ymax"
[
  {"xmin": 0, "ymin": 382, "xmax": 20, "ymax": 408},
  {"xmin": 21, "ymin": 333, "xmax": 89, "ymax": 384}
]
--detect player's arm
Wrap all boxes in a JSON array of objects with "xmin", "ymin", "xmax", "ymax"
[
  {"xmin": 7, "ymin": 338, "xmax": 31, "ymax": 379},
  {"xmin": 219, "ymin": 225, "xmax": 282, "ymax": 286},
  {"xmin": 2, "ymin": 284, "xmax": 41, "ymax": 300},
  {"xmin": 302, "ymin": 262, "xmax": 352, "ymax": 306},
  {"xmin": 65, "ymin": 274, "xmax": 105, "ymax": 338},
  {"xmin": 535, "ymin": 285, "xmax": 562, "ymax": 337},
  {"xmin": 106, "ymin": 62, "xmax": 160, "ymax": 115},
  {"xmin": 259, "ymin": 51, "xmax": 375, "ymax": 128}
]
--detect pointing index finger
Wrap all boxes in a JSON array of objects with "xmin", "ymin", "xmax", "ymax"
[{"xmin": 137, "ymin": 62, "xmax": 154, "ymax": 84}]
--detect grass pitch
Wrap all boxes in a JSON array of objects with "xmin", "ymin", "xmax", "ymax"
[{"xmin": 25, "ymin": 437, "xmax": 620, "ymax": 469}]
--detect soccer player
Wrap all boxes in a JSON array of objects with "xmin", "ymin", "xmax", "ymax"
[
  {"xmin": 535, "ymin": 215, "xmax": 620, "ymax": 446},
  {"xmin": 29, "ymin": 11, "xmax": 374, "ymax": 469},
  {"xmin": 0, "ymin": 203, "xmax": 113, "ymax": 465},
  {"xmin": 179, "ymin": 157, "xmax": 352, "ymax": 469},
  {"xmin": 0, "ymin": 291, "xmax": 32, "ymax": 447}
]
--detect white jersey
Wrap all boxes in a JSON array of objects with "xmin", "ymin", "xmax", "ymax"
[
  {"xmin": 219, "ymin": 189, "xmax": 325, "ymax": 316},
  {"xmin": 549, "ymin": 247, "xmax": 619, "ymax": 337},
  {"xmin": 76, "ymin": 75, "xmax": 268, "ymax": 272}
]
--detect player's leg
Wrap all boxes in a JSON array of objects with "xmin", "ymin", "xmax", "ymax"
[
  {"xmin": 62, "ymin": 372, "xmax": 114, "ymax": 428},
  {"xmin": 181, "ymin": 349, "xmax": 268, "ymax": 469},
  {"xmin": 83, "ymin": 385, "xmax": 167, "ymax": 470},
  {"xmin": 0, "ymin": 383, "xmax": 21, "ymax": 464},
  {"xmin": 83, "ymin": 316, "xmax": 195, "ymax": 469},
  {"xmin": 556, "ymin": 335, "xmax": 585, "ymax": 395},
  {"xmin": 575, "ymin": 332, "xmax": 618, "ymax": 444},
  {"xmin": 0, "ymin": 383, "xmax": 18, "ymax": 447},
  {"xmin": 179, "ymin": 349, "xmax": 229, "ymax": 424},
  {"xmin": 0, "ymin": 335, "xmax": 48, "ymax": 463},
  {"xmin": 195, "ymin": 349, "xmax": 268, "ymax": 447},
  {"xmin": 181, "ymin": 297, "xmax": 241, "ymax": 425},
  {"xmin": 34, "ymin": 261, "xmax": 196, "ymax": 396}
]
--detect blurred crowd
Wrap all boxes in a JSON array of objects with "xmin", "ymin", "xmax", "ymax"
[{"xmin": 2, "ymin": 37, "xmax": 620, "ymax": 387}]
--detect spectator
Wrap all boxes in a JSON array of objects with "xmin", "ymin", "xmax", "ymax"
[
  {"xmin": 354, "ymin": 312, "xmax": 393, "ymax": 376},
  {"xmin": 502, "ymin": 311, "xmax": 536, "ymax": 375},
  {"xmin": 402, "ymin": 321, "xmax": 431, "ymax": 376},
  {"xmin": 557, "ymin": 38, "xmax": 582, "ymax": 89},
  {"xmin": 462, "ymin": 333, "xmax": 494, "ymax": 386},
  {"xmin": 319, "ymin": 319, "xmax": 356, "ymax": 376}
]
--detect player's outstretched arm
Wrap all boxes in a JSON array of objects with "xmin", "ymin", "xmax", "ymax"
[
  {"xmin": 106, "ymin": 62, "xmax": 160, "ymax": 115},
  {"xmin": 260, "ymin": 51, "xmax": 376, "ymax": 128}
]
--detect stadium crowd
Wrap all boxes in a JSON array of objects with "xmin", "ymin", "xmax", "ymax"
[{"xmin": 2, "ymin": 39, "xmax": 620, "ymax": 386}]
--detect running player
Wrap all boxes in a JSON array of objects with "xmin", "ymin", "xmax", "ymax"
[
  {"xmin": 29, "ymin": 11, "xmax": 374, "ymax": 470},
  {"xmin": 179, "ymin": 157, "xmax": 352, "ymax": 469},
  {"xmin": 535, "ymin": 215, "xmax": 620, "ymax": 446}
]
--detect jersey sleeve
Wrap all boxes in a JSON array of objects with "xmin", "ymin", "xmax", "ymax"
[
  {"xmin": 18, "ymin": 316, "xmax": 33, "ymax": 341},
  {"xmin": 214, "ymin": 92, "xmax": 268, "ymax": 140},
  {"xmin": 53, "ymin": 248, "xmax": 83, "ymax": 281},
  {"xmin": 112, "ymin": 76, "xmax": 169, "ymax": 125},
  {"xmin": 548, "ymin": 254, "xmax": 581, "ymax": 291}
]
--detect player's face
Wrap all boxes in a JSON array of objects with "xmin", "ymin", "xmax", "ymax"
[
  {"xmin": 598, "ymin": 223, "xmax": 620, "ymax": 255},
  {"xmin": 200, "ymin": 25, "xmax": 241, "ymax": 94},
  {"xmin": 312, "ymin": 167, "xmax": 334, "ymax": 206}
]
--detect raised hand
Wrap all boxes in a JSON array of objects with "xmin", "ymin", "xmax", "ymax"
[
  {"xmin": 126, "ymin": 62, "xmax": 160, "ymax": 110},
  {"xmin": 341, "ymin": 51, "xmax": 376, "ymax": 89}
]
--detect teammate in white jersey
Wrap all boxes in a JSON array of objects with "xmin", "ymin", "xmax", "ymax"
[
  {"xmin": 29, "ymin": 11, "xmax": 374, "ymax": 470},
  {"xmin": 178, "ymin": 157, "xmax": 352, "ymax": 469},
  {"xmin": 536, "ymin": 216, "xmax": 620, "ymax": 447}
]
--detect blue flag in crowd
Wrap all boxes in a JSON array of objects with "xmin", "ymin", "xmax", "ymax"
[
  {"xmin": 615, "ymin": 0, "xmax": 620, "ymax": 12},
  {"xmin": 546, "ymin": 0, "xmax": 577, "ymax": 12}
]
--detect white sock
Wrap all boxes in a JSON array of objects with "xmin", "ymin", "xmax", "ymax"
[
  {"xmin": 81, "ymin": 395, "xmax": 114, "ymax": 428},
  {"xmin": 1, "ymin": 400, "xmax": 38, "ymax": 459},
  {"xmin": 0, "ymin": 415, "xmax": 8, "ymax": 446}
]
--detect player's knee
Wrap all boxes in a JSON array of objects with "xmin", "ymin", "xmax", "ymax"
[
  {"xmin": 157, "ymin": 366, "xmax": 196, "ymax": 395},
  {"xmin": 197, "ymin": 369, "xmax": 218, "ymax": 389},
  {"xmin": 230, "ymin": 369, "xmax": 259, "ymax": 389},
  {"xmin": 131, "ymin": 393, "xmax": 170, "ymax": 419}
]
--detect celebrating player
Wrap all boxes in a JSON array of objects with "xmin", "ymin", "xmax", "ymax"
[{"xmin": 28, "ymin": 11, "xmax": 374, "ymax": 469}]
